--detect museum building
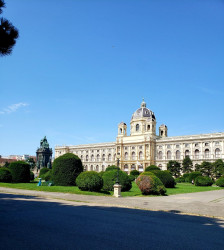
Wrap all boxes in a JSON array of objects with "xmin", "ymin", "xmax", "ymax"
[{"xmin": 55, "ymin": 100, "xmax": 224, "ymax": 173}]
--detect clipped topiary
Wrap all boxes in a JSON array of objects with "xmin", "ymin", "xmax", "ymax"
[
  {"xmin": 129, "ymin": 175, "xmax": 136, "ymax": 182},
  {"xmin": 106, "ymin": 165, "xmax": 120, "ymax": 171},
  {"xmin": 215, "ymin": 177, "xmax": 224, "ymax": 187},
  {"xmin": 39, "ymin": 167, "xmax": 49, "ymax": 178},
  {"xmin": 76, "ymin": 171, "xmax": 103, "ymax": 192},
  {"xmin": 130, "ymin": 170, "xmax": 140, "ymax": 177},
  {"xmin": 136, "ymin": 172, "xmax": 166, "ymax": 195},
  {"xmin": 145, "ymin": 165, "xmax": 160, "ymax": 171},
  {"xmin": 9, "ymin": 161, "xmax": 30, "ymax": 183},
  {"xmin": 52, "ymin": 153, "xmax": 83, "ymax": 186},
  {"xmin": 188, "ymin": 171, "xmax": 202, "ymax": 183},
  {"xmin": 43, "ymin": 170, "xmax": 52, "ymax": 181},
  {"xmin": 102, "ymin": 170, "xmax": 132, "ymax": 191},
  {"xmin": 183, "ymin": 173, "xmax": 190, "ymax": 182},
  {"xmin": 30, "ymin": 171, "xmax": 34, "ymax": 181},
  {"xmin": 175, "ymin": 177, "xmax": 185, "ymax": 183},
  {"xmin": 195, "ymin": 176, "xmax": 213, "ymax": 186},
  {"xmin": 0, "ymin": 167, "xmax": 12, "ymax": 183},
  {"xmin": 149, "ymin": 170, "xmax": 176, "ymax": 188}
]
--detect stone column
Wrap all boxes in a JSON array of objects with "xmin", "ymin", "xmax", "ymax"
[{"xmin": 113, "ymin": 183, "xmax": 122, "ymax": 198}]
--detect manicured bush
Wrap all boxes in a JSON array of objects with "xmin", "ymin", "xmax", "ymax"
[
  {"xmin": 98, "ymin": 171, "xmax": 105, "ymax": 178},
  {"xmin": 188, "ymin": 171, "xmax": 202, "ymax": 183},
  {"xmin": 39, "ymin": 167, "xmax": 50, "ymax": 178},
  {"xmin": 30, "ymin": 171, "xmax": 34, "ymax": 181},
  {"xmin": 129, "ymin": 175, "xmax": 136, "ymax": 182},
  {"xmin": 215, "ymin": 177, "xmax": 224, "ymax": 187},
  {"xmin": 149, "ymin": 170, "xmax": 176, "ymax": 188},
  {"xmin": 175, "ymin": 177, "xmax": 185, "ymax": 183},
  {"xmin": 195, "ymin": 176, "xmax": 213, "ymax": 186},
  {"xmin": 9, "ymin": 161, "xmax": 30, "ymax": 183},
  {"xmin": 136, "ymin": 172, "xmax": 166, "ymax": 195},
  {"xmin": 106, "ymin": 165, "xmax": 120, "ymax": 171},
  {"xmin": 130, "ymin": 170, "xmax": 140, "ymax": 177},
  {"xmin": 52, "ymin": 153, "xmax": 83, "ymax": 186},
  {"xmin": 183, "ymin": 173, "xmax": 190, "ymax": 182},
  {"xmin": 102, "ymin": 170, "xmax": 132, "ymax": 191},
  {"xmin": 43, "ymin": 170, "xmax": 52, "ymax": 181},
  {"xmin": 0, "ymin": 167, "xmax": 12, "ymax": 183},
  {"xmin": 145, "ymin": 165, "xmax": 160, "ymax": 171},
  {"xmin": 76, "ymin": 171, "xmax": 103, "ymax": 192}
]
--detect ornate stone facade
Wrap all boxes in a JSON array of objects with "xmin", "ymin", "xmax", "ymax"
[{"xmin": 55, "ymin": 100, "xmax": 224, "ymax": 173}]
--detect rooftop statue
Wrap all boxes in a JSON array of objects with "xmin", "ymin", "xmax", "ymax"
[{"xmin": 40, "ymin": 136, "xmax": 49, "ymax": 149}]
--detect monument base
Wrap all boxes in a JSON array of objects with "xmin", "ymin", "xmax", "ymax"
[{"xmin": 113, "ymin": 183, "xmax": 122, "ymax": 198}]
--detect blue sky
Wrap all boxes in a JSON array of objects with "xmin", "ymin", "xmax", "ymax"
[{"xmin": 0, "ymin": 0, "xmax": 224, "ymax": 156}]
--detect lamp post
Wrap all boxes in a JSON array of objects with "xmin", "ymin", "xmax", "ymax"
[
  {"xmin": 116, "ymin": 157, "xmax": 120, "ymax": 184},
  {"xmin": 113, "ymin": 154, "xmax": 121, "ymax": 197}
]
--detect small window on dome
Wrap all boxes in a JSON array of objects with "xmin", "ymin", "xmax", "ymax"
[
  {"xmin": 136, "ymin": 124, "xmax": 139, "ymax": 131},
  {"xmin": 147, "ymin": 125, "xmax": 150, "ymax": 131}
]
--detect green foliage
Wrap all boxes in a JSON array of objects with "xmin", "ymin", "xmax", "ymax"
[
  {"xmin": 195, "ymin": 164, "xmax": 201, "ymax": 172},
  {"xmin": 212, "ymin": 159, "xmax": 224, "ymax": 179},
  {"xmin": 145, "ymin": 165, "xmax": 160, "ymax": 171},
  {"xmin": 195, "ymin": 176, "xmax": 213, "ymax": 186},
  {"xmin": 182, "ymin": 156, "xmax": 193, "ymax": 173},
  {"xmin": 105, "ymin": 165, "xmax": 120, "ymax": 171},
  {"xmin": 149, "ymin": 170, "xmax": 176, "ymax": 188},
  {"xmin": 129, "ymin": 175, "xmax": 136, "ymax": 182},
  {"xmin": 30, "ymin": 171, "xmax": 34, "ymax": 181},
  {"xmin": 3, "ymin": 161, "xmax": 9, "ymax": 168},
  {"xmin": 76, "ymin": 171, "xmax": 103, "ymax": 192},
  {"xmin": 43, "ymin": 170, "xmax": 52, "ymax": 181},
  {"xmin": 98, "ymin": 171, "xmax": 104, "ymax": 178},
  {"xmin": 130, "ymin": 170, "xmax": 140, "ymax": 177},
  {"xmin": 136, "ymin": 172, "xmax": 166, "ymax": 195},
  {"xmin": 183, "ymin": 173, "xmax": 190, "ymax": 182},
  {"xmin": 52, "ymin": 153, "xmax": 83, "ymax": 186},
  {"xmin": 167, "ymin": 161, "xmax": 181, "ymax": 178},
  {"xmin": 175, "ymin": 177, "xmax": 185, "ymax": 183},
  {"xmin": 0, "ymin": 167, "xmax": 12, "ymax": 182},
  {"xmin": 9, "ymin": 161, "xmax": 30, "ymax": 183},
  {"xmin": 188, "ymin": 171, "xmax": 202, "ymax": 182},
  {"xmin": 102, "ymin": 170, "xmax": 132, "ymax": 191},
  {"xmin": 26, "ymin": 158, "xmax": 35, "ymax": 169},
  {"xmin": 215, "ymin": 177, "xmax": 224, "ymax": 187},
  {"xmin": 39, "ymin": 167, "xmax": 49, "ymax": 178},
  {"xmin": 199, "ymin": 161, "xmax": 213, "ymax": 177}
]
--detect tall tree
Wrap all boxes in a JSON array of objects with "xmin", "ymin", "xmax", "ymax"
[
  {"xmin": 212, "ymin": 159, "xmax": 224, "ymax": 179},
  {"xmin": 167, "ymin": 160, "xmax": 181, "ymax": 178},
  {"xmin": 0, "ymin": 0, "xmax": 19, "ymax": 56},
  {"xmin": 200, "ymin": 161, "xmax": 213, "ymax": 177},
  {"xmin": 182, "ymin": 156, "xmax": 193, "ymax": 173}
]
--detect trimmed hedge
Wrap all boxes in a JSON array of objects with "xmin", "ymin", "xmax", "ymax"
[
  {"xmin": 145, "ymin": 165, "xmax": 160, "ymax": 171},
  {"xmin": 136, "ymin": 172, "xmax": 166, "ymax": 195},
  {"xmin": 129, "ymin": 175, "xmax": 136, "ymax": 182},
  {"xmin": 183, "ymin": 173, "xmax": 190, "ymax": 182},
  {"xmin": 130, "ymin": 170, "xmax": 140, "ymax": 177},
  {"xmin": 175, "ymin": 177, "xmax": 185, "ymax": 183},
  {"xmin": 102, "ymin": 170, "xmax": 132, "ymax": 191},
  {"xmin": 215, "ymin": 177, "xmax": 224, "ymax": 187},
  {"xmin": 30, "ymin": 171, "xmax": 34, "ymax": 181},
  {"xmin": 106, "ymin": 165, "xmax": 120, "ymax": 171},
  {"xmin": 149, "ymin": 170, "xmax": 176, "ymax": 188},
  {"xmin": 188, "ymin": 171, "xmax": 202, "ymax": 183},
  {"xmin": 76, "ymin": 171, "xmax": 103, "ymax": 191},
  {"xmin": 43, "ymin": 170, "xmax": 52, "ymax": 181},
  {"xmin": 39, "ymin": 167, "xmax": 50, "ymax": 178},
  {"xmin": 9, "ymin": 161, "xmax": 30, "ymax": 183},
  {"xmin": 0, "ymin": 167, "xmax": 12, "ymax": 183},
  {"xmin": 52, "ymin": 153, "xmax": 83, "ymax": 186},
  {"xmin": 195, "ymin": 176, "xmax": 213, "ymax": 186}
]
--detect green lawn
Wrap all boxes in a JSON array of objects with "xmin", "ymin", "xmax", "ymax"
[{"xmin": 0, "ymin": 181, "xmax": 223, "ymax": 197}]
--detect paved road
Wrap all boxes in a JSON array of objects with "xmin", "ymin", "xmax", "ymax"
[{"xmin": 0, "ymin": 193, "xmax": 224, "ymax": 250}]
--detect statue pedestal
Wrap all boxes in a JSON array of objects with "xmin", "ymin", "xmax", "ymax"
[{"xmin": 113, "ymin": 183, "xmax": 122, "ymax": 198}]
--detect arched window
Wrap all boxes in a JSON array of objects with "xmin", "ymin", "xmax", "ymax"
[
  {"xmin": 167, "ymin": 151, "xmax": 171, "ymax": 159},
  {"xmin": 136, "ymin": 124, "xmax": 139, "ymax": 131},
  {"xmin": 108, "ymin": 154, "xmax": 112, "ymax": 161},
  {"xmin": 96, "ymin": 165, "xmax": 99, "ymax": 172},
  {"xmin": 132, "ymin": 152, "xmax": 136, "ymax": 160},
  {"xmin": 185, "ymin": 150, "xmax": 190, "ymax": 157},
  {"xmin": 102, "ymin": 165, "xmax": 105, "ymax": 171},
  {"xmin": 195, "ymin": 149, "xmax": 199, "ymax": 159},
  {"xmin": 102, "ymin": 154, "xmax": 105, "ymax": 161},
  {"xmin": 114, "ymin": 154, "xmax": 116, "ymax": 161},
  {"xmin": 205, "ymin": 149, "xmax": 209, "ymax": 159},
  {"xmin": 124, "ymin": 152, "xmax": 128, "ymax": 160},
  {"xmin": 120, "ymin": 128, "xmax": 122, "ymax": 134},
  {"xmin": 215, "ymin": 148, "xmax": 220, "ymax": 158},
  {"xmin": 86, "ymin": 155, "xmax": 88, "ymax": 161},
  {"xmin": 147, "ymin": 125, "xmax": 150, "ymax": 131},
  {"xmin": 91, "ymin": 155, "xmax": 94, "ymax": 161},
  {"xmin": 90, "ymin": 165, "xmax": 93, "ymax": 171},
  {"xmin": 139, "ymin": 151, "xmax": 143, "ymax": 160},
  {"xmin": 158, "ymin": 151, "xmax": 163, "ymax": 160},
  {"xmin": 81, "ymin": 155, "xmax": 83, "ymax": 160},
  {"xmin": 131, "ymin": 164, "xmax": 136, "ymax": 170},
  {"xmin": 176, "ymin": 150, "xmax": 180, "ymax": 160},
  {"xmin": 158, "ymin": 164, "xmax": 162, "ymax": 169},
  {"xmin": 96, "ymin": 154, "xmax": 100, "ymax": 161},
  {"xmin": 124, "ymin": 164, "xmax": 129, "ymax": 172}
]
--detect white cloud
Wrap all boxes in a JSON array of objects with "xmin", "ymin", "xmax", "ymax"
[{"xmin": 0, "ymin": 103, "xmax": 29, "ymax": 115}]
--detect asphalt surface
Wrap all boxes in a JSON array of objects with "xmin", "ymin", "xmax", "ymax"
[{"xmin": 0, "ymin": 190, "xmax": 224, "ymax": 250}]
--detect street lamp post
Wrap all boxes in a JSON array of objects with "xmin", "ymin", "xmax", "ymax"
[
  {"xmin": 116, "ymin": 157, "xmax": 120, "ymax": 184},
  {"xmin": 113, "ymin": 154, "xmax": 121, "ymax": 197}
]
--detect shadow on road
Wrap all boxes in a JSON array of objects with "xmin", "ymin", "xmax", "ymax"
[{"xmin": 0, "ymin": 193, "xmax": 224, "ymax": 250}]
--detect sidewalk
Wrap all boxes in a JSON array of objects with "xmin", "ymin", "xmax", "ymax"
[{"xmin": 0, "ymin": 187, "xmax": 224, "ymax": 218}]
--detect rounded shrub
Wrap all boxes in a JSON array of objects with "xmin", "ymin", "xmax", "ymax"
[
  {"xmin": 76, "ymin": 171, "xmax": 103, "ymax": 192},
  {"xmin": 39, "ymin": 167, "xmax": 50, "ymax": 178},
  {"xmin": 105, "ymin": 165, "xmax": 120, "ymax": 171},
  {"xmin": 43, "ymin": 170, "xmax": 52, "ymax": 181},
  {"xmin": 175, "ymin": 177, "xmax": 185, "ymax": 183},
  {"xmin": 9, "ymin": 161, "xmax": 30, "ymax": 183},
  {"xmin": 130, "ymin": 170, "xmax": 140, "ymax": 177},
  {"xmin": 129, "ymin": 175, "xmax": 136, "ymax": 182},
  {"xmin": 149, "ymin": 170, "xmax": 176, "ymax": 188},
  {"xmin": 183, "ymin": 173, "xmax": 190, "ymax": 182},
  {"xmin": 215, "ymin": 177, "xmax": 224, "ymax": 187},
  {"xmin": 102, "ymin": 170, "xmax": 132, "ymax": 191},
  {"xmin": 188, "ymin": 171, "xmax": 202, "ymax": 183},
  {"xmin": 0, "ymin": 167, "xmax": 12, "ymax": 183},
  {"xmin": 52, "ymin": 153, "xmax": 83, "ymax": 186},
  {"xmin": 30, "ymin": 171, "xmax": 34, "ymax": 181},
  {"xmin": 145, "ymin": 165, "xmax": 160, "ymax": 171},
  {"xmin": 195, "ymin": 176, "xmax": 213, "ymax": 186},
  {"xmin": 136, "ymin": 172, "xmax": 166, "ymax": 195}
]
